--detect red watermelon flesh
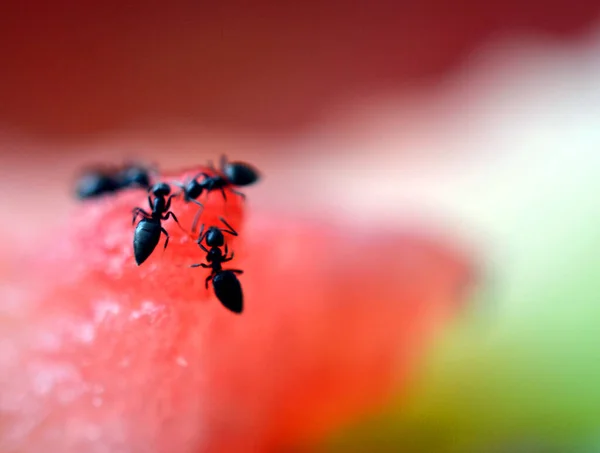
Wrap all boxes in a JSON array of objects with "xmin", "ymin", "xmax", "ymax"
[{"xmin": 0, "ymin": 166, "xmax": 474, "ymax": 452}]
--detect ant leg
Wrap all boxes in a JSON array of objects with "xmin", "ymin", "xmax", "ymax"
[
  {"xmin": 221, "ymin": 244, "xmax": 234, "ymax": 261},
  {"xmin": 198, "ymin": 243, "xmax": 209, "ymax": 253},
  {"xmin": 148, "ymin": 162, "xmax": 160, "ymax": 182},
  {"xmin": 190, "ymin": 263, "xmax": 210, "ymax": 268},
  {"xmin": 219, "ymin": 154, "xmax": 228, "ymax": 172},
  {"xmin": 132, "ymin": 208, "xmax": 150, "ymax": 225},
  {"xmin": 170, "ymin": 182, "xmax": 187, "ymax": 202},
  {"xmin": 163, "ymin": 211, "xmax": 185, "ymax": 232},
  {"xmin": 205, "ymin": 274, "xmax": 212, "ymax": 289},
  {"xmin": 195, "ymin": 172, "xmax": 211, "ymax": 181},
  {"xmin": 161, "ymin": 227, "xmax": 170, "ymax": 250},
  {"xmin": 227, "ymin": 269, "xmax": 244, "ymax": 275},
  {"xmin": 171, "ymin": 180, "xmax": 186, "ymax": 190},
  {"xmin": 196, "ymin": 223, "xmax": 207, "ymax": 244},
  {"xmin": 231, "ymin": 189, "xmax": 246, "ymax": 201},
  {"xmin": 133, "ymin": 207, "xmax": 150, "ymax": 217},
  {"xmin": 190, "ymin": 202, "xmax": 205, "ymax": 233},
  {"xmin": 190, "ymin": 199, "xmax": 204, "ymax": 209},
  {"xmin": 218, "ymin": 217, "xmax": 238, "ymax": 236},
  {"xmin": 164, "ymin": 194, "xmax": 176, "ymax": 211},
  {"xmin": 220, "ymin": 188, "xmax": 228, "ymax": 202}
]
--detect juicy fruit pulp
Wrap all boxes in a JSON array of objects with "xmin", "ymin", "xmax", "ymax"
[{"xmin": 1, "ymin": 166, "xmax": 474, "ymax": 453}]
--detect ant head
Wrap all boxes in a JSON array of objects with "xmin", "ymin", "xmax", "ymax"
[
  {"xmin": 205, "ymin": 227, "xmax": 225, "ymax": 247},
  {"xmin": 151, "ymin": 182, "xmax": 171, "ymax": 197},
  {"xmin": 121, "ymin": 165, "xmax": 151, "ymax": 188}
]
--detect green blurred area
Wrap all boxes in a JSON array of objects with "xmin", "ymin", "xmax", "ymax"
[{"xmin": 323, "ymin": 144, "xmax": 600, "ymax": 452}]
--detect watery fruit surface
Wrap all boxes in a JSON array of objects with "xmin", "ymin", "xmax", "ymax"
[{"xmin": 1, "ymin": 166, "xmax": 474, "ymax": 453}]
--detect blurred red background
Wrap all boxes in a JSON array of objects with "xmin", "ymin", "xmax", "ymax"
[{"xmin": 1, "ymin": 1, "xmax": 599, "ymax": 144}]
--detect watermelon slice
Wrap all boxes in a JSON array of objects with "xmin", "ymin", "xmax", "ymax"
[{"xmin": 0, "ymin": 166, "xmax": 474, "ymax": 452}]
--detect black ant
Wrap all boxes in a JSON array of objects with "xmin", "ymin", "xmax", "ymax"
[
  {"xmin": 116, "ymin": 162, "xmax": 155, "ymax": 191},
  {"xmin": 173, "ymin": 155, "xmax": 260, "ymax": 232},
  {"xmin": 132, "ymin": 183, "xmax": 182, "ymax": 266},
  {"xmin": 75, "ymin": 166, "xmax": 121, "ymax": 199},
  {"xmin": 76, "ymin": 162, "xmax": 156, "ymax": 200},
  {"xmin": 214, "ymin": 154, "xmax": 260, "ymax": 187},
  {"xmin": 190, "ymin": 217, "xmax": 244, "ymax": 314}
]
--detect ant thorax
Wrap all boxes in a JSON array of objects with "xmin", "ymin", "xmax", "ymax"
[
  {"xmin": 206, "ymin": 248, "xmax": 223, "ymax": 263},
  {"xmin": 202, "ymin": 175, "xmax": 228, "ymax": 191},
  {"xmin": 152, "ymin": 197, "xmax": 166, "ymax": 215}
]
